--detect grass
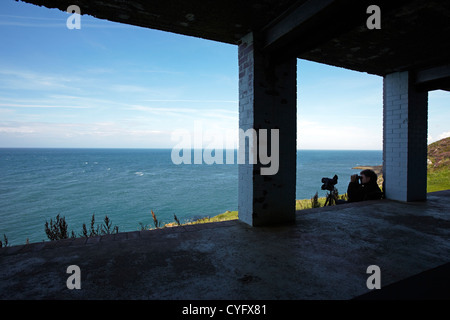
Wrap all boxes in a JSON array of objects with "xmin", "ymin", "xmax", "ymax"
[
  {"xmin": 162, "ymin": 210, "xmax": 238, "ymax": 228},
  {"xmin": 296, "ymin": 197, "xmax": 327, "ymax": 210},
  {"xmin": 427, "ymin": 166, "xmax": 450, "ymax": 193},
  {"xmin": 44, "ymin": 213, "xmax": 119, "ymax": 241},
  {"xmin": 296, "ymin": 192, "xmax": 348, "ymax": 210}
]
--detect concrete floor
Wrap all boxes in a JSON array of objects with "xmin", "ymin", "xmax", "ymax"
[{"xmin": 1, "ymin": 190, "xmax": 449, "ymax": 300}]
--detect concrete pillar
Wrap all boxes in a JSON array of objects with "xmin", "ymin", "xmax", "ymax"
[
  {"xmin": 383, "ymin": 71, "xmax": 428, "ymax": 202},
  {"xmin": 238, "ymin": 32, "xmax": 297, "ymax": 226}
]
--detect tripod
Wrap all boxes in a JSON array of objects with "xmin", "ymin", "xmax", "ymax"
[{"xmin": 324, "ymin": 187, "xmax": 339, "ymax": 206}]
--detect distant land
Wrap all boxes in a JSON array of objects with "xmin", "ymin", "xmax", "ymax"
[
  {"xmin": 428, "ymin": 136, "xmax": 450, "ymax": 169},
  {"xmin": 352, "ymin": 137, "xmax": 450, "ymax": 191}
]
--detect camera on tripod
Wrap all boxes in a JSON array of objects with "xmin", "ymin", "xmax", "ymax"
[
  {"xmin": 321, "ymin": 174, "xmax": 338, "ymax": 191},
  {"xmin": 321, "ymin": 174, "xmax": 339, "ymax": 206}
]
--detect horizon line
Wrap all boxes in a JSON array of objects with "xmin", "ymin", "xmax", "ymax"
[{"xmin": 0, "ymin": 147, "xmax": 383, "ymax": 151}]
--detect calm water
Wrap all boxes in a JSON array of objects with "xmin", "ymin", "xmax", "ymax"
[{"xmin": 0, "ymin": 148, "xmax": 381, "ymax": 245}]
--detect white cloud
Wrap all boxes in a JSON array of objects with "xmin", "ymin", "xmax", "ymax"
[
  {"xmin": 438, "ymin": 131, "xmax": 450, "ymax": 140},
  {"xmin": 0, "ymin": 120, "xmax": 174, "ymax": 148},
  {"xmin": 0, "ymin": 68, "xmax": 79, "ymax": 91},
  {"xmin": 297, "ymin": 120, "xmax": 381, "ymax": 150},
  {"xmin": 0, "ymin": 103, "xmax": 88, "ymax": 109},
  {"xmin": 142, "ymin": 99, "xmax": 237, "ymax": 103},
  {"xmin": 0, "ymin": 126, "xmax": 35, "ymax": 134},
  {"xmin": 428, "ymin": 131, "xmax": 450, "ymax": 144},
  {"xmin": 0, "ymin": 13, "xmax": 135, "ymax": 29}
]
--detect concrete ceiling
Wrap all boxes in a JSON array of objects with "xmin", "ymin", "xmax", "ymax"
[{"xmin": 18, "ymin": 0, "xmax": 450, "ymax": 86}]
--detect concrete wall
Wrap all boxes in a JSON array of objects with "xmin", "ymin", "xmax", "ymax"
[
  {"xmin": 238, "ymin": 32, "xmax": 297, "ymax": 226},
  {"xmin": 383, "ymin": 71, "xmax": 428, "ymax": 201}
]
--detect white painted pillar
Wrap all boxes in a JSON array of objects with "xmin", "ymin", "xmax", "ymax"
[
  {"xmin": 383, "ymin": 71, "xmax": 428, "ymax": 201},
  {"xmin": 238, "ymin": 32, "xmax": 297, "ymax": 226}
]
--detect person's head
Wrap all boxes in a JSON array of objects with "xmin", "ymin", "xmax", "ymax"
[{"xmin": 360, "ymin": 169, "xmax": 377, "ymax": 185}]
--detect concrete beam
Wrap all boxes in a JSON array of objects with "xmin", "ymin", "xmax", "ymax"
[
  {"xmin": 262, "ymin": 0, "xmax": 413, "ymax": 62},
  {"xmin": 415, "ymin": 64, "xmax": 450, "ymax": 92},
  {"xmin": 263, "ymin": 0, "xmax": 336, "ymax": 49},
  {"xmin": 262, "ymin": 0, "xmax": 376, "ymax": 60}
]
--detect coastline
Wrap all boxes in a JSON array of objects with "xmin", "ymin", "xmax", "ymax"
[{"xmin": 352, "ymin": 165, "xmax": 382, "ymax": 175}]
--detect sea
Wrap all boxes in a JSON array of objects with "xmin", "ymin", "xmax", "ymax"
[{"xmin": 0, "ymin": 148, "xmax": 382, "ymax": 245}]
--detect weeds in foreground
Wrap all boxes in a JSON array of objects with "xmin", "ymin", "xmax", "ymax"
[
  {"xmin": 81, "ymin": 214, "xmax": 119, "ymax": 237},
  {"xmin": 139, "ymin": 210, "xmax": 164, "ymax": 230},
  {"xmin": 44, "ymin": 214, "xmax": 74, "ymax": 240},
  {"xmin": 174, "ymin": 214, "xmax": 181, "ymax": 226},
  {"xmin": 138, "ymin": 222, "xmax": 149, "ymax": 231},
  {"xmin": 151, "ymin": 209, "xmax": 161, "ymax": 229},
  {"xmin": 102, "ymin": 215, "xmax": 119, "ymax": 235},
  {"xmin": 296, "ymin": 192, "xmax": 349, "ymax": 210},
  {"xmin": 0, "ymin": 234, "xmax": 8, "ymax": 248},
  {"xmin": 45, "ymin": 213, "xmax": 118, "ymax": 241},
  {"xmin": 311, "ymin": 192, "xmax": 320, "ymax": 208}
]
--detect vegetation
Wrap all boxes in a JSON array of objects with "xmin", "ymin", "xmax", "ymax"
[
  {"xmin": 151, "ymin": 209, "xmax": 160, "ymax": 228},
  {"xmin": 161, "ymin": 210, "xmax": 238, "ymax": 228},
  {"xmin": 44, "ymin": 214, "xmax": 74, "ymax": 240},
  {"xmin": 428, "ymin": 137, "xmax": 450, "ymax": 168},
  {"xmin": 311, "ymin": 192, "xmax": 320, "ymax": 208},
  {"xmin": 352, "ymin": 137, "xmax": 450, "ymax": 193},
  {"xmin": 427, "ymin": 167, "xmax": 450, "ymax": 193},
  {"xmin": 0, "ymin": 234, "xmax": 8, "ymax": 248},
  {"xmin": 296, "ymin": 192, "xmax": 348, "ymax": 210},
  {"xmin": 44, "ymin": 213, "xmax": 119, "ymax": 241},
  {"xmin": 81, "ymin": 214, "xmax": 119, "ymax": 237},
  {"xmin": 427, "ymin": 137, "xmax": 450, "ymax": 192}
]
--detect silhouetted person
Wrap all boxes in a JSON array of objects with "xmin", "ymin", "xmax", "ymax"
[{"xmin": 347, "ymin": 169, "xmax": 383, "ymax": 203}]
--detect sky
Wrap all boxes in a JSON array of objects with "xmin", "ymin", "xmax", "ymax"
[{"xmin": 0, "ymin": 0, "xmax": 449, "ymax": 150}]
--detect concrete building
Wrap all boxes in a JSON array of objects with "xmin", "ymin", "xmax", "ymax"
[
  {"xmin": 1, "ymin": 0, "xmax": 449, "ymax": 300},
  {"xmin": 20, "ymin": 0, "xmax": 450, "ymax": 227}
]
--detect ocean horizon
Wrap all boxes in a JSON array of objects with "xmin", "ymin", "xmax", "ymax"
[{"xmin": 0, "ymin": 148, "xmax": 382, "ymax": 245}]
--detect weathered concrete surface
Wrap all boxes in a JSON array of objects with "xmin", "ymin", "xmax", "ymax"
[{"xmin": 1, "ymin": 190, "xmax": 449, "ymax": 300}]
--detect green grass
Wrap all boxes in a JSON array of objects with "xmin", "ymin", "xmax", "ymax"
[
  {"xmin": 296, "ymin": 197, "xmax": 324, "ymax": 210},
  {"xmin": 185, "ymin": 210, "xmax": 238, "ymax": 224},
  {"xmin": 162, "ymin": 210, "xmax": 238, "ymax": 228},
  {"xmin": 427, "ymin": 167, "xmax": 450, "ymax": 193},
  {"xmin": 295, "ymin": 193, "xmax": 348, "ymax": 210}
]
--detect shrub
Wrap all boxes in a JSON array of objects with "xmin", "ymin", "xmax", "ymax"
[
  {"xmin": 311, "ymin": 192, "xmax": 320, "ymax": 208},
  {"xmin": 101, "ymin": 215, "xmax": 119, "ymax": 235},
  {"xmin": 81, "ymin": 214, "xmax": 118, "ymax": 237},
  {"xmin": 151, "ymin": 209, "xmax": 160, "ymax": 229},
  {"xmin": 0, "ymin": 234, "xmax": 8, "ymax": 248},
  {"xmin": 45, "ymin": 214, "xmax": 69, "ymax": 241}
]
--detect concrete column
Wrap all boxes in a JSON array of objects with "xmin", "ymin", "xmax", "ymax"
[
  {"xmin": 383, "ymin": 71, "xmax": 428, "ymax": 202},
  {"xmin": 238, "ymin": 32, "xmax": 297, "ymax": 226}
]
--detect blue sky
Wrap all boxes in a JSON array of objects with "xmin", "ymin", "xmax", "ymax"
[{"xmin": 0, "ymin": 0, "xmax": 448, "ymax": 150}]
